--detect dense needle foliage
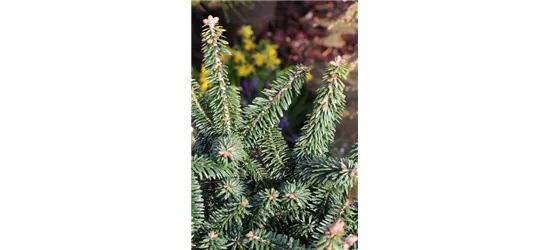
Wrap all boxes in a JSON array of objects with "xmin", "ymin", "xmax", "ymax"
[{"xmin": 192, "ymin": 16, "xmax": 358, "ymax": 250}]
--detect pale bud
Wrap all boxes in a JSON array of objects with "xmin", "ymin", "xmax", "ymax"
[
  {"xmin": 268, "ymin": 193, "xmax": 279, "ymax": 200},
  {"xmin": 326, "ymin": 220, "xmax": 345, "ymax": 236},
  {"xmin": 208, "ymin": 231, "xmax": 218, "ymax": 239},
  {"xmin": 344, "ymin": 199, "xmax": 351, "ymax": 209},
  {"xmin": 285, "ymin": 193, "xmax": 296, "ymax": 200},
  {"xmin": 349, "ymin": 168, "xmax": 358, "ymax": 178},
  {"xmin": 246, "ymin": 231, "xmax": 255, "ymax": 241}
]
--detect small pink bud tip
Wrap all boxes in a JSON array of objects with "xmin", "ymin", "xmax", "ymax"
[
  {"xmin": 326, "ymin": 220, "xmax": 346, "ymax": 236},
  {"xmin": 349, "ymin": 168, "xmax": 358, "ymax": 178},
  {"xmin": 268, "ymin": 193, "xmax": 279, "ymax": 200},
  {"xmin": 344, "ymin": 199, "xmax": 351, "ymax": 208},
  {"xmin": 208, "ymin": 231, "xmax": 218, "ymax": 238},
  {"xmin": 246, "ymin": 231, "xmax": 255, "ymax": 241},
  {"xmin": 345, "ymin": 235, "xmax": 358, "ymax": 246}
]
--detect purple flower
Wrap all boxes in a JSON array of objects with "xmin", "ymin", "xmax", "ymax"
[
  {"xmin": 241, "ymin": 80, "xmax": 251, "ymax": 92},
  {"xmin": 289, "ymin": 133, "xmax": 300, "ymax": 143},
  {"xmin": 251, "ymin": 89, "xmax": 258, "ymax": 99},
  {"xmin": 249, "ymin": 77, "xmax": 259, "ymax": 97},
  {"xmin": 279, "ymin": 117, "xmax": 290, "ymax": 129}
]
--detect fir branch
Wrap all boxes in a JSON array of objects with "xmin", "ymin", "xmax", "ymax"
[
  {"xmin": 348, "ymin": 139, "xmax": 358, "ymax": 163},
  {"xmin": 311, "ymin": 199, "xmax": 357, "ymax": 243},
  {"xmin": 192, "ymin": 155, "xmax": 238, "ymax": 180},
  {"xmin": 242, "ymin": 65, "xmax": 308, "ymax": 145},
  {"xmin": 192, "ymin": 78, "xmax": 214, "ymax": 135},
  {"xmin": 217, "ymin": 178, "xmax": 246, "ymax": 202},
  {"xmin": 280, "ymin": 181, "xmax": 312, "ymax": 210},
  {"xmin": 294, "ymin": 214, "xmax": 319, "ymax": 241},
  {"xmin": 209, "ymin": 197, "xmax": 252, "ymax": 233},
  {"xmin": 294, "ymin": 56, "xmax": 348, "ymax": 158},
  {"xmin": 259, "ymin": 128, "xmax": 289, "ymax": 180},
  {"xmin": 193, "ymin": 131, "xmax": 214, "ymax": 157},
  {"xmin": 244, "ymin": 229, "xmax": 305, "ymax": 250},
  {"xmin": 192, "ymin": 174, "xmax": 205, "ymax": 236},
  {"xmin": 225, "ymin": 230, "xmax": 248, "ymax": 250},
  {"xmin": 266, "ymin": 182, "xmax": 312, "ymax": 235},
  {"xmin": 192, "ymin": 19, "xmax": 359, "ymax": 247},
  {"xmin": 311, "ymin": 212, "xmax": 336, "ymax": 241},
  {"xmin": 339, "ymin": 199, "xmax": 358, "ymax": 236},
  {"xmin": 314, "ymin": 218, "xmax": 358, "ymax": 250},
  {"xmin": 240, "ymin": 159, "xmax": 268, "ymax": 184},
  {"xmin": 199, "ymin": 231, "xmax": 229, "ymax": 250},
  {"xmin": 310, "ymin": 183, "xmax": 345, "ymax": 219},
  {"xmin": 298, "ymin": 157, "xmax": 357, "ymax": 191},
  {"xmin": 201, "ymin": 15, "xmax": 242, "ymax": 134},
  {"xmin": 250, "ymin": 188, "xmax": 282, "ymax": 228},
  {"xmin": 211, "ymin": 134, "xmax": 247, "ymax": 166}
]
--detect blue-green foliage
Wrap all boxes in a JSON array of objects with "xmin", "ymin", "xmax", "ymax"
[{"xmin": 192, "ymin": 16, "xmax": 359, "ymax": 250}]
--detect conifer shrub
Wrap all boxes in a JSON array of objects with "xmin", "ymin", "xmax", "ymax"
[
  {"xmin": 192, "ymin": 23, "xmax": 312, "ymax": 145},
  {"xmin": 192, "ymin": 15, "xmax": 358, "ymax": 250}
]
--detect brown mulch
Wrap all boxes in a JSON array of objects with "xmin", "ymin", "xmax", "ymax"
[{"xmin": 262, "ymin": 1, "xmax": 357, "ymax": 66}]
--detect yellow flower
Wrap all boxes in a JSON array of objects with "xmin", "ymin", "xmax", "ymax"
[
  {"xmin": 306, "ymin": 72, "xmax": 312, "ymax": 81},
  {"xmin": 236, "ymin": 64, "xmax": 255, "ymax": 77},
  {"xmin": 243, "ymin": 39, "xmax": 256, "ymax": 51},
  {"xmin": 201, "ymin": 82, "xmax": 209, "ymax": 92},
  {"xmin": 199, "ymin": 65, "xmax": 209, "ymax": 91},
  {"xmin": 264, "ymin": 44, "xmax": 278, "ymax": 57},
  {"xmin": 266, "ymin": 57, "xmax": 281, "ymax": 69},
  {"xmin": 252, "ymin": 53, "xmax": 266, "ymax": 67},
  {"xmin": 239, "ymin": 25, "xmax": 254, "ymax": 39},
  {"xmin": 233, "ymin": 50, "xmax": 245, "ymax": 64}
]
